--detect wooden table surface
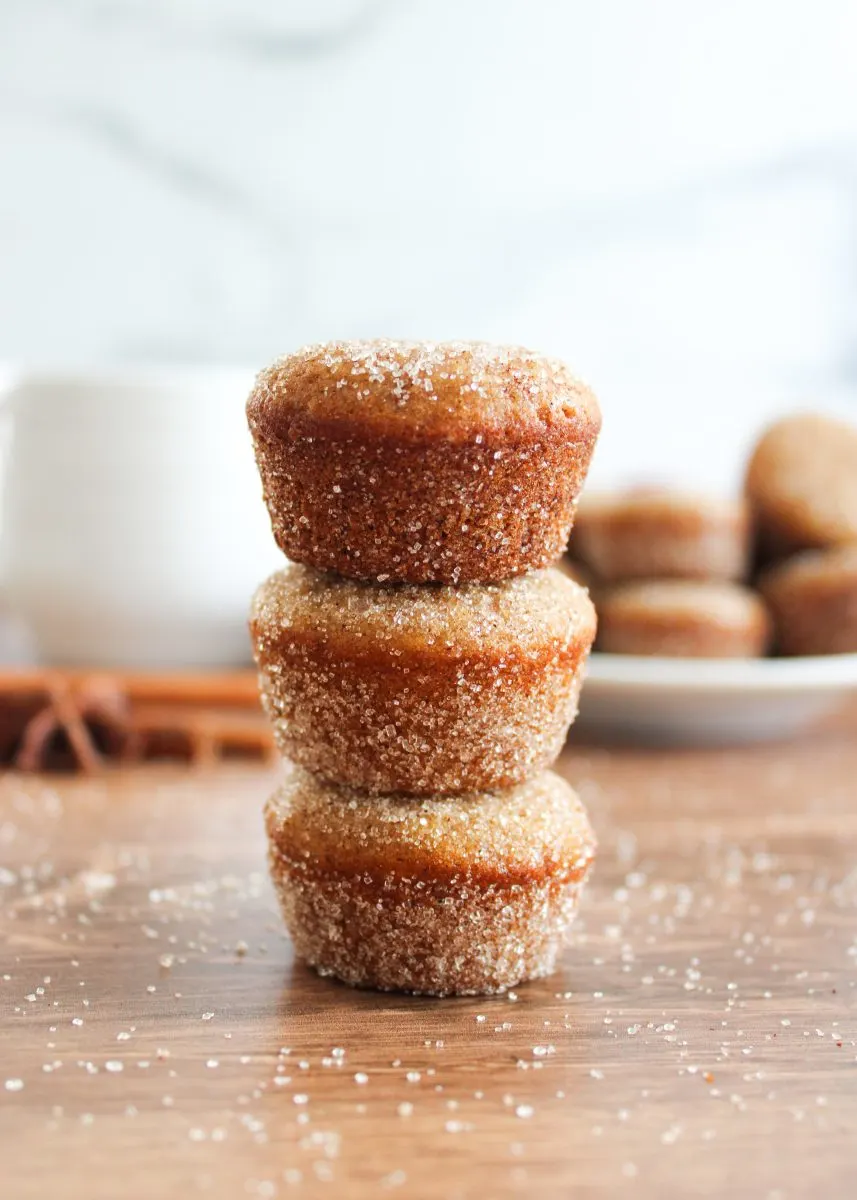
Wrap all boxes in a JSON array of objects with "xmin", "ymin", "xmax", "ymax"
[{"xmin": 2, "ymin": 713, "xmax": 857, "ymax": 1199}]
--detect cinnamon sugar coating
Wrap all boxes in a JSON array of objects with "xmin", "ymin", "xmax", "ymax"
[
  {"xmin": 265, "ymin": 764, "xmax": 596, "ymax": 996},
  {"xmin": 597, "ymin": 580, "xmax": 771, "ymax": 658},
  {"xmin": 250, "ymin": 563, "xmax": 596, "ymax": 794},
  {"xmin": 247, "ymin": 340, "xmax": 601, "ymax": 584},
  {"xmin": 758, "ymin": 545, "xmax": 857, "ymax": 655},
  {"xmin": 745, "ymin": 414, "xmax": 857, "ymax": 556},
  {"xmin": 572, "ymin": 488, "xmax": 750, "ymax": 583}
]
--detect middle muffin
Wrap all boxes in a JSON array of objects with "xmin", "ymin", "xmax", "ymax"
[{"xmin": 251, "ymin": 562, "xmax": 596, "ymax": 795}]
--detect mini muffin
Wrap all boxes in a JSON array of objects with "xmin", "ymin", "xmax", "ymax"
[
  {"xmin": 745, "ymin": 413, "xmax": 857, "ymax": 556},
  {"xmin": 265, "ymin": 765, "xmax": 596, "ymax": 996},
  {"xmin": 572, "ymin": 487, "xmax": 751, "ymax": 583},
  {"xmin": 597, "ymin": 580, "xmax": 771, "ymax": 658},
  {"xmin": 250, "ymin": 563, "xmax": 596, "ymax": 795},
  {"xmin": 246, "ymin": 340, "xmax": 601, "ymax": 584},
  {"xmin": 758, "ymin": 545, "xmax": 857, "ymax": 655}
]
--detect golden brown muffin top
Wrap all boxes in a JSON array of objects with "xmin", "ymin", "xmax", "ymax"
[
  {"xmin": 745, "ymin": 413, "xmax": 857, "ymax": 546},
  {"xmin": 251, "ymin": 563, "xmax": 596, "ymax": 659},
  {"xmin": 600, "ymin": 580, "xmax": 767, "ymax": 628},
  {"xmin": 247, "ymin": 339, "xmax": 600, "ymax": 440},
  {"xmin": 265, "ymin": 764, "xmax": 595, "ymax": 885}
]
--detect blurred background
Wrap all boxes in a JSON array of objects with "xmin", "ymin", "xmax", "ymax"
[{"xmin": 1, "ymin": 0, "xmax": 857, "ymax": 665}]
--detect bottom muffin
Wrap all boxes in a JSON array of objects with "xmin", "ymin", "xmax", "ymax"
[
  {"xmin": 265, "ymin": 764, "xmax": 596, "ymax": 997},
  {"xmin": 759, "ymin": 545, "xmax": 857, "ymax": 655}
]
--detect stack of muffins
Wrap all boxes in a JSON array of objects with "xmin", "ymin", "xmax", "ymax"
[
  {"xmin": 246, "ymin": 341, "xmax": 601, "ymax": 996},
  {"xmin": 567, "ymin": 411, "xmax": 857, "ymax": 660},
  {"xmin": 570, "ymin": 490, "xmax": 771, "ymax": 658},
  {"xmin": 748, "ymin": 414, "xmax": 857, "ymax": 656}
]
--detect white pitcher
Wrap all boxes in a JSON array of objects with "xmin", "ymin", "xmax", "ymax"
[{"xmin": 0, "ymin": 369, "xmax": 281, "ymax": 668}]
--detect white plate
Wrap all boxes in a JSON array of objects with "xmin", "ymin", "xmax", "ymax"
[{"xmin": 575, "ymin": 652, "xmax": 857, "ymax": 745}]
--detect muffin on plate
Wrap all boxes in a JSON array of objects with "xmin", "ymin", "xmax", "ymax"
[
  {"xmin": 758, "ymin": 544, "xmax": 857, "ymax": 655},
  {"xmin": 572, "ymin": 487, "xmax": 750, "ymax": 583},
  {"xmin": 596, "ymin": 579, "xmax": 771, "ymax": 658}
]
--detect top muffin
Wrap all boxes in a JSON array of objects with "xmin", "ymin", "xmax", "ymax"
[
  {"xmin": 250, "ymin": 340, "xmax": 599, "ymax": 438},
  {"xmin": 745, "ymin": 413, "xmax": 857, "ymax": 555},
  {"xmin": 572, "ymin": 487, "xmax": 751, "ymax": 583},
  {"xmin": 247, "ymin": 340, "xmax": 601, "ymax": 584}
]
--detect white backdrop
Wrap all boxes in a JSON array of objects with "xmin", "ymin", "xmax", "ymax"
[{"xmin": 2, "ymin": 0, "xmax": 857, "ymax": 488}]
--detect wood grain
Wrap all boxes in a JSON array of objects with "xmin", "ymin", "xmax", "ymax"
[
  {"xmin": 2, "ymin": 710, "xmax": 856, "ymax": 1199},
  {"xmin": 0, "ymin": 669, "xmax": 262, "ymax": 708}
]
